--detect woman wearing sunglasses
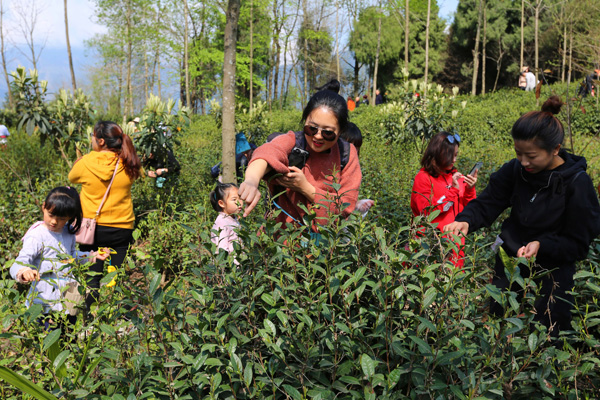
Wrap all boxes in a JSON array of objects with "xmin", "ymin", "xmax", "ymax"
[
  {"xmin": 238, "ymin": 90, "xmax": 362, "ymax": 229},
  {"xmin": 410, "ymin": 131, "xmax": 478, "ymax": 267}
]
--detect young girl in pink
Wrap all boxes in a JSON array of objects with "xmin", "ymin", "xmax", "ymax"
[{"xmin": 210, "ymin": 182, "xmax": 242, "ymax": 254}]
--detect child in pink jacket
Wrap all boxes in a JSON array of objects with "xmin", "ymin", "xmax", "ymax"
[{"xmin": 210, "ymin": 183, "xmax": 242, "ymax": 254}]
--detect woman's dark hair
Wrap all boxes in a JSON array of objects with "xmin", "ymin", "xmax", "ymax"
[
  {"xmin": 340, "ymin": 122, "xmax": 363, "ymax": 155},
  {"xmin": 301, "ymin": 90, "xmax": 349, "ymax": 137},
  {"xmin": 43, "ymin": 186, "xmax": 82, "ymax": 234},
  {"xmin": 315, "ymin": 79, "xmax": 340, "ymax": 94},
  {"xmin": 210, "ymin": 182, "xmax": 238, "ymax": 212},
  {"xmin": 94, "ymin": 121, "xmax": 142, "ymax": 180},
  {"xmin": 420, "ymin": 132, "xmax": 459, "ymax": 177},
  {"xmin": 511, "ymin": 96, "xmax": 564, "ymax": 152}
]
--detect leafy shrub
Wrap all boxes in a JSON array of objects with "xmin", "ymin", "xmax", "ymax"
[
  {"xmin": 2, "ymin": 83, "xmax": 600, "ymax": 398},
  {"xmin": 11, "ymin": 67, "xmax": 94, "ymax": 165},
  {"xmin": 1, "ymin": 212, "xmax": 600, "ymax": 398}
]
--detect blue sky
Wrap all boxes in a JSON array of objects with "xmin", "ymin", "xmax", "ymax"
[{"xmin": 0, "ymin": 0, "xmax": 459, "ymax": 105}]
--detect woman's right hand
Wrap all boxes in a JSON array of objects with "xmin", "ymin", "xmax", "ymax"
[
  {"xmin": 239, "ymin": 159, "xmax": 270, "ymax": 217},
  {"xmin": 444, "ymin": 221, "xmax": 469, "ymax": 237},
  {"xmin": 238, "ymin": 181, "xmax": 261, "ymax": 217},
  {"xmin": 451, "ymin": 172, "xmax": 462, "ymax": 189}
]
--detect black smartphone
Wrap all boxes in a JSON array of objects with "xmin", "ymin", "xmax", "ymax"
[{"xmin": 469, "ymin": 162, "xmax": 483, "ymax": 176}]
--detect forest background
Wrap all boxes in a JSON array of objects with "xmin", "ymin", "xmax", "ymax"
[{"xmin": 0, "ymin": 0, "xmax": 599, "ymax": 118}]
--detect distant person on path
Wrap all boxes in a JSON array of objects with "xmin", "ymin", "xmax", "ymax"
[
  {"xmin": 355, "ymin": 96, "xmax": 361, "ymax": 107},
  {"xmin": 362, "ymin": 94, "xmax": 369, "ymax": 105},
  {"xmin": 578, "ymin": 69, "xmax": 599, "ymax": 97},
  {"xmin": 347, "ymin": 96, "xmax": 356, "ymax": 111},
  {"xmin": 145, "ymin": 149, "xmax": 181, "ymax": 188},
  {"xmin": 518, "ymin": 67, "xmax": 528, "ymax": 90},
  {"xmin": 211, "ymin": 133, "xmax": 256, "ymax": 182},
  {"xmin": 238, "ymin": 90, "xmax": 362, "ymax": 235},
  {"xmin": 525, "ymin": 68, "xmax": 537, "ymax": 91},
  {"xmin": 0, "ymin": 124, "xmax": 9, "ymax": 145},
  {"xmin": 69, "ymin": 121, "xmax": 142, "ymax": 312},
  {"xmin": 375, "ymin": 89, "xmax": 384, "ymax": 105},
  {"xmin": 445, "ymin": 96, "xmax": 600, "ymax": 334},
  {"xmin": 411, "ymin": 132, "xmax": 478, "ymax": 267},
  {"xmin": 10, "ymin": 187, "xmax": 109, "ymax": 328}
]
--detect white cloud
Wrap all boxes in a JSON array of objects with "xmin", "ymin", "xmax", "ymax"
[{"xmin": 4, "ymin": 0, "xmax": 105, "ymax": 49}]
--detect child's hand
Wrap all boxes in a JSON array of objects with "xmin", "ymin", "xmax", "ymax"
[
  {"xmin": 94, "ymin": 247, "xmax": 113, "ymax": 262},
  {"xmin": 21, "ymin": 268, "xmax": 40, "ymax": 282}
]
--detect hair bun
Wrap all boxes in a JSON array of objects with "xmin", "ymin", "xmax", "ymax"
[{"xmin": 541, "ymin": 96, "xmax": 563, "ymax": 115}]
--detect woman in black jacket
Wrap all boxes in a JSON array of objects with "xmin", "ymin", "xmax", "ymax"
[{"xmin": 445, "ymin": 96, "xmax": 600, "ymax": 334}]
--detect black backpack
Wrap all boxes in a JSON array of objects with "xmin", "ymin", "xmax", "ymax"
[{"xmin": 266, "ymin": 131, "xmax": 351, "ymax": 171}]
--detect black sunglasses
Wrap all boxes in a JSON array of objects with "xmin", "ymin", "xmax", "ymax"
[{"xmin": 303, "ymin": 125, "xmax": 337, "ymax": 142}]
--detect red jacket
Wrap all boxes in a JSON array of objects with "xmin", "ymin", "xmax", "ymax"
[{"xmin": 411, "ymin": 168, "xmax": 476, "ymax": 266}]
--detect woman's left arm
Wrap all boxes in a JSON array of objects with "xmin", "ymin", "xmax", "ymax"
[
  {"xmin": 68, "ymin": 156, "xmax": 85, "ymax": 184},
  {"xmin": 460, "ymin": 170, "xmax": 478, "ymax": 207},
  {"xmin": 535, "ymin": 173, "xmax": 600, "ymax": 263}
]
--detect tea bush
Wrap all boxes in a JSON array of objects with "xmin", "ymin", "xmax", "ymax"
[{"xmin": 1, "ymin": 83, "xmax": 600, "ymax": 398}]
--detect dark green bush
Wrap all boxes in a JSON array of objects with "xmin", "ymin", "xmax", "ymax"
[{"xmin": 1, "ymin": 84, "xmax": 600, "ymax": 398}]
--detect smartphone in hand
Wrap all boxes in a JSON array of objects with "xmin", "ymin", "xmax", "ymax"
[{"xmin": 469, "ymin": 162, "xmax": 483, "ymax": 176}]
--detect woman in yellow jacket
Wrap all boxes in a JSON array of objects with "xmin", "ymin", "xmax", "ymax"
[{"xmin": 69, "ymin": 121, "xmax": 142, "ymax": 310}]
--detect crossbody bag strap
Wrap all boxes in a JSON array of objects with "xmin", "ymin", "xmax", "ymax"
[{"xmin": 94, "ymin": 158, "xmax": 120, "ymax": 219}]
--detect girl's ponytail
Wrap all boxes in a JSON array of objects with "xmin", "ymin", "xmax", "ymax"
[
  {"xmin": 94, "ymin": 121, "xmax": 142, "ymax": 180},
  {"xmin": 120, "ymin": 133, "xmax": 142, "ymax": 180}
]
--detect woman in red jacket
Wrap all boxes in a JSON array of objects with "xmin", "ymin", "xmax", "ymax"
[{"xmin": 410, "ymin": 131, "xmax": 477, "ymax": 267}]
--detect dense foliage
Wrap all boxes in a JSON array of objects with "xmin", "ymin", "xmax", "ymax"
[{"xmin": 1, "ymin": 85, "xmax": 600, "ymax": 398}]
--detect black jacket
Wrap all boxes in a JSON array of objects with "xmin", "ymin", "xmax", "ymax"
[{"xmin": 456, "ymin": 150, "xmax": 600, "ymax": 267}]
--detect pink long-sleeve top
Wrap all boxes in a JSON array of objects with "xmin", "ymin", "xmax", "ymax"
[{"xmin": 250, "ymin": 131, "xmax": 362, "ymax": 228}]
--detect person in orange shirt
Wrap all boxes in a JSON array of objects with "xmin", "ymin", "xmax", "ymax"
[
  {"xmin": 69, "ymin": 121, "xmax": 142, "ymax": 311},
  {"xmin": 347, "ymin": 96, "xmax": 356, "ymax": 111}
]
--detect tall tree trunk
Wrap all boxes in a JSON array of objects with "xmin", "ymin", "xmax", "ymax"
[
  {"xmin": 404, "ymin": 0, "xmax": 409, "ymax": 72},
  {"xmin": 335, "ymin": 1, "xmax": 340, "ymax": 80},
  {"xmin": 423, "ymin": 0, "xmax": 431, "ymax": 98},
  {"xmin": 371, "ymin": 4, "xmax": 382, "ymax": 107},
  {"xmin": 353, "ymin": 57, "xmax": 359, "ymax": 97},
  {"xmin": 125, "ymin": 0, "xmax": 133, "ymax": 116},
  {"xmin": 0, "ymin": 0, "xmax": 13, "ymax": 108},
  {"xmin": 534, "ymin": 0, "xmax": 540, "ymax": 84},
  {"xmin": 493, "ymin": 38, "xmax": 505, "ymax": 92},
  {"xmin": 471, "ymin": 0, "xmax": 483, "ymax": 96},
  {"xmin": 184, "ymin": 0, "xmax": 191, "ymax": 109},
  {"xmin": 64, "ymin": 0, "xmax": 76, "ymax": 91},
  {"xmin": 302, "ymin": 0, "xmax": 308, "ymax": 102},
  {"xmin": 560, "ymin": 4, "xmax": 566, "ymax": 82},
  {"xmin": 144, "ymin": 43, "xmax": 149, "ymax": 100},
  {"xmin": 222, "ymin": 0, "xmax": 241, "ymax": 183},
  {"xmin": 520, "ymin": 0, "xmax": 524, "ymax": 71},
  {"xmin": 566, "ymin": 27, "xmax": 573, "ymax": 151},
  {"xmin": 157, "ymin": 55, "xmax": 162, "ymax": 98},
  {"xmin": 481, "ymin": 0, "xmax": 486, "ymax": 96},
  {"xmin": 249, "ymin": 0, "xmax": 254, "ymax": 112}
]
